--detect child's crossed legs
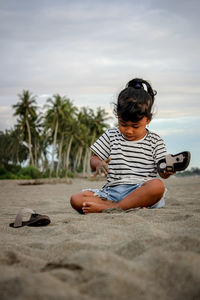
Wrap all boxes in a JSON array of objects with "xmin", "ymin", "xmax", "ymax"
[{"xmin": 70, "ymin": 179, "xmax": 165, "ymax": 214}]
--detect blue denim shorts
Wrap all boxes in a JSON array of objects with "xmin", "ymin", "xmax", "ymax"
[{"xmin": 84, "ymin": 184, "xmax": 165, "ymax": 209}]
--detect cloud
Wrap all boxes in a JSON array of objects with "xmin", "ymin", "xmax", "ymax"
[
  {"xmin": 0, "ymin": 106, "xmax": 16, "ymax": 130},
  {"xmin": 1, "ymin": 0, "xmax": 200, "ymax": 95}
]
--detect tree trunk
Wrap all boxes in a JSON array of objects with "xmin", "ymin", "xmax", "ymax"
[
  {"xmin": 86, "ymin": 148, "xmax": 91, "ymax": 175},
  {"xmin": 77, "ymin": 146, "xmax": 83, "ymax": 169},
  {"xmin": 91, "ymin": 129, "xmax": 96, "ymax": 145},
  {"xmin": 26, "ymin": 119, "xmax": 34, "ymax": 166},
  {"xmin": 34, "ymin": 139, "xmax": 38, "ymax": 168},
  {"xmin": 65, "ymin": 135, "xmax": 73, "ymax": 176},
  {"xmin": 73, "ymin": 147, "xmax": 79, "ymax": 172},
  {"xmin": 50, "ymin": 120, "xmax": 58, "ymax": 177},
  {"xmin": 83, "ymin": 147, "xmax": 91, "ymax": 177},
  {"xmin": 41, "ymin": 131, "xmax": 50, "ymax": 173},
  {"xmin": 16, "ymin": 147, "xmax": 19, "ymax": 165},
  {"xmin": 73, "ymin": 146, "xmax": 83, "ymax": 171},
  {"xmin": 56, "ymin": 133, "xmax": 64, "ymax": 177},
  {"xmin": 43, "ymin": 156, "xmax": 49, "ymax": 173}
]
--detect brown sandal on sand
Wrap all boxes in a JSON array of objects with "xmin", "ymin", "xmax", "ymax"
[{"xmin": 9, "ymin": 208, "xmax": 51, "ymax": 228}]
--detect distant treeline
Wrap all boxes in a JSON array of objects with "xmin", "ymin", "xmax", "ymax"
[
  {"xmin": 175, "ymin": 167, "xmax": 200, "ymax": 177},
  {"xmin": 0, "ymin": 90, "xmax": 111, "ymax": 179}
]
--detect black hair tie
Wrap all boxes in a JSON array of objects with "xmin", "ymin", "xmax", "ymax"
[{"xmin": 135, "ymin": 83, "xmax": 142, "ymax": 89}]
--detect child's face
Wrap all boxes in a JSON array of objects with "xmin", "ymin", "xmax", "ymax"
[{"xmin": 118, "ymin": 117, "xmax": 151, "ymax": 141}]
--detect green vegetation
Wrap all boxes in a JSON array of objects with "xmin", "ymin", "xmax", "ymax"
[
  {"xmin": 0, "ymin": 165, "xmax": 42, "ymax": 180},
  {"xmin": 175, "ymin": 168, "xmax": 200, "ymax": 177},
  {"xmin": 0, "ymin": 90, "xmax": 110, "ymax": 179}
]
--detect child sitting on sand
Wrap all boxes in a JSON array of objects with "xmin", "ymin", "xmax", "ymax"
[{"xmin": 70, "ymin": 78, "xmax": 174, "ymax": 214}]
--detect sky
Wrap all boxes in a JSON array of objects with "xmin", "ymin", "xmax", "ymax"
[{"xmin": 0, "ymin": 0, "xmax": 200, "ymax": 168}]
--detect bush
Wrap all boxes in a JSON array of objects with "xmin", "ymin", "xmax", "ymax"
[
  {"xmin": 0, "ymin": 166, "xmax": 20, "ymax": 179},
  {"xmin": 75, "ymin": 166, "xmax": 83, "ymax": 173},
  {"xmin": 0, "ymin": 167, "xmax": 7, "ymax": 176},
  {"xmin": 66, "ymin": 170, "xmax": 74, "ymax": 178},
  {"xmin": 55, "ymin": 169, "xmax": 74, "ymax": 178},
  {"xmin": 0, "ymin": 164, "xmax": 22, "ymax": 179},
  {"xmin": 0, "ymin": 171, "xmax": 18, "ymax": 179},
  {"xmin": 51, "ymin": 170, "xmax": 57, "ymax": 178},
  {"xmin": 18, "ymin": 166, "xmax": 42, "ymax": 179},
  {"xmin": 6, "ymin": 164, "xmax": 22, "ymax": 174},
  {"xmin": 18, "ymin": 175, "xmax": 32, "ymax": 179},
  {"xmin": 40, "ymin": 169, "xmax": 50, "ymax": 178},
  {"xmin": 57, "ymin": 170, "xmax": 65, "ymax": 178}
]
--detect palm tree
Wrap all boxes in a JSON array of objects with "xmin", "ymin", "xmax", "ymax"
[
  {"xmin": 0, "ymin": 128, "xmax": 28, "ymax": 167},
  {"xmin": 72, "ymin": 118, "xmax": 87, "ymax": 172},
  {"xmin": 56, "ymin": 99, "xmax": 77, "ymax": 177},
  {"xmin": 27, "ymin": 111, "xmax": 43, "ymax": 168},
  {"xmin": 45, "ymin": 94, "xmax": 62, "ymax": 177},
  {"xmin": 72, "ymin": 107, "xmax": 110, "ymax": 176},
  {"xmin": 44, "ymin": 95, "xmax": 77, "ymax": 177},
  {"xmin": 72, "ymin": 108, "xmax": 90, "ymax": 175},
  {"xmin": 12, "ymin": 90, "xmax": 37, "ymax": 166},
  {"xmin": 87, "ymin": 108, "xmax": 110, "ymax": 173},
  {"xmin": 89, "ymin": 107, "xmax": 110, "ymax": 144},
  {"xmin": 38, "ymin": 128, "xmax": 51, "ymax": 173},
  {"xmin": 9, "ymin": 126, "xmax": 29, "ymax": 165}
]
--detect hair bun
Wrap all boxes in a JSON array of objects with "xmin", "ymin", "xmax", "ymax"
[{"xmin": 126, "ymin": 78, "xmax": 157, "ymax": 104}]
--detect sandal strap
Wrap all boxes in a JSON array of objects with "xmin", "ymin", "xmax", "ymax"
[
  {"xmin": 165, "ymin": 153, "xmax": 184, "ymax": 172},
  {"xmin": 13, "ymin": 208, "xmax": 36, "ymax": 228}
]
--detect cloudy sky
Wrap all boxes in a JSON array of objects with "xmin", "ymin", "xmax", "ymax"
[{"xmin": 0, "ymin": 0, "xmax": 200, "ymax": 167}]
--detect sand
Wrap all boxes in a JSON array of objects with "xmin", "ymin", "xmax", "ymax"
[{"xmin": 0, "ymin": 176, "xmax": 200, "ymax": 300}]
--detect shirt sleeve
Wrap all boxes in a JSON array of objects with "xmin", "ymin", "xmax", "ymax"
[
  {"xmin": 90, "ymin": 130, "xmax": 111, "ymax": 160},
  {"xmin": 153, "ymin": 137, "xmax": 167, "ymax": 164}
]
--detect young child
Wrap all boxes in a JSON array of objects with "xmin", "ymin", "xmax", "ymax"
[{"xmin": 70, "ymin": 78, "xmax": 174, "ymax": 214}]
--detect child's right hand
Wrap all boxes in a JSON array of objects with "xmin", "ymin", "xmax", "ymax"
[
  {"xmin": 158, "ymin": 170, "xmax": 176, "ymax": 179},
  {"xmin": 96, "ymin": 157, "xmax": 111, "ymax": 176}
]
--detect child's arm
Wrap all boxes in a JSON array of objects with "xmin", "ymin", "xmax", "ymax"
[{"xmin": 90, "ymin": 154, "xmax": 111, "ymax": 175}]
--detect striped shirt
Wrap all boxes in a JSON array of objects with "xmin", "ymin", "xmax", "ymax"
[{"xmin": 90, "ymin": 127, "xmax": 167, "ymax": 187}]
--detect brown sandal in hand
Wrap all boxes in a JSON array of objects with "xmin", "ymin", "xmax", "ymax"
[{"xmin": 157, "ymin": 151, "xmax": 191, "ymax": 173}]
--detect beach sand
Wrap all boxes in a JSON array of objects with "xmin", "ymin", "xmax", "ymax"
[{"xmin": 0, "ymin": 176, "xmax": 200, "ymax": 300}]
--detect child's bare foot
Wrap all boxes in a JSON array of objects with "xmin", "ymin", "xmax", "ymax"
[{"xmin": 82, "ymin": 201, "xmax": 115, "ymax": 214}]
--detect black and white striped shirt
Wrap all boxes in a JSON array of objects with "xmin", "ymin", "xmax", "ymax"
[{"xmin": 90, "ymin": 127, "xmax": 167, "ymax": 187}]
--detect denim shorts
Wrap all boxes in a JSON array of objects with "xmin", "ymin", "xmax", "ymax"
[{"xmin": 84, "ymin": 184, "xmax": 165, "ymax": 209}]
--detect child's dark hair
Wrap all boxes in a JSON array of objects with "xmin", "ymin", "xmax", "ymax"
[{"xmin": 114, "ymin": 78, "xmax": 157, "ymax": 122}]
